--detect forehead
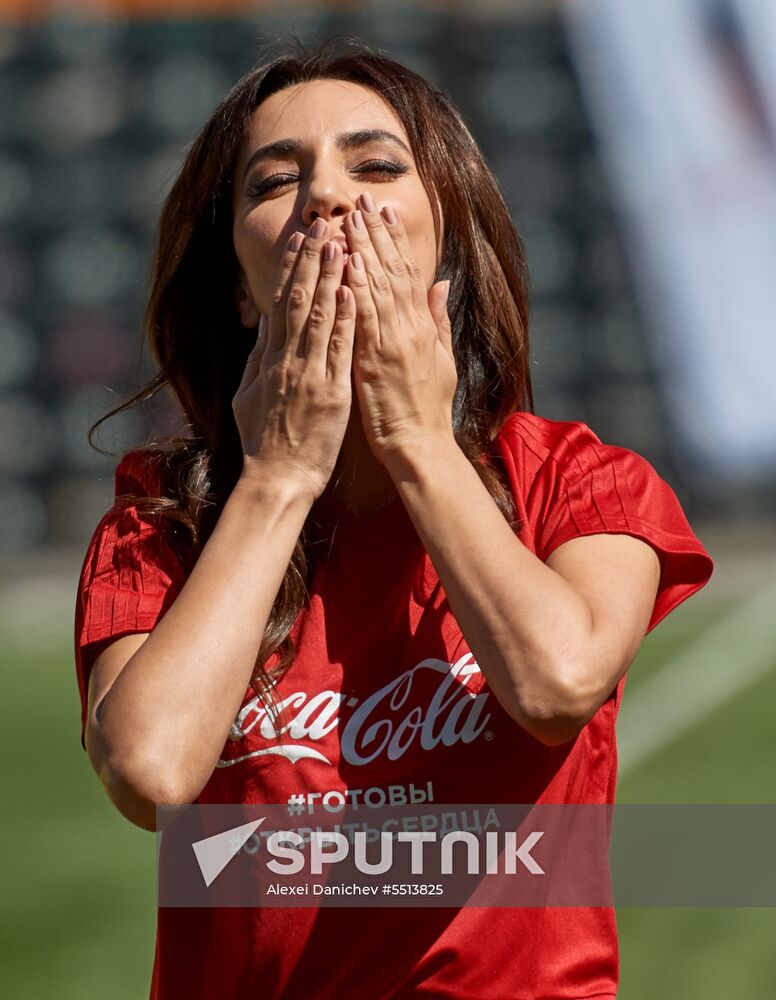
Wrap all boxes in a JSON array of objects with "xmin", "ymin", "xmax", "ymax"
[{"xmin": 241, "ymin": 79, "xmax": 410, "ymax": 150}]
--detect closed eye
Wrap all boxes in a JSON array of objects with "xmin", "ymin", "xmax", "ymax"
[
  {"xmin": 247, "ymin": 160, "xmax": 409, "ymax": 199},
  {"xmin": 355, "ymin": 159, "xmax": 409, "ymax": 178},
  {"xmin": 247, "ymin": 173, "xmax": 298, "ymax": 198}
]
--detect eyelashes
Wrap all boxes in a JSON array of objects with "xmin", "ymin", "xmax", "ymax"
[
  {"xmin": 247, "ymin": 160, "xmax": 409, "ymax": 199},
  {"xmin": 247, "ymin": 175, "xmax": 293, "ymax": 198}
]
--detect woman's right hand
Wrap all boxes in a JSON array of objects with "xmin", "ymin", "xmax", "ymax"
[{"xmin": 232, "ymin": 219, "xmax": 356, "ymax": 502}]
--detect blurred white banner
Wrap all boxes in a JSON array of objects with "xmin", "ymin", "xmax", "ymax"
[{"xmin": 563, "ymin": 0, "xmax": 776, "ymax": 490}]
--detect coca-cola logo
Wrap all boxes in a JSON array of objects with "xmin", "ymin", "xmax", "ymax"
[{"xmin": 217, "ymin": 654, "xmax": 491, "ymax": 769}]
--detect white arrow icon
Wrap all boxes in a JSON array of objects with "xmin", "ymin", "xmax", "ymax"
[{"xmin": 191, "ymin": 817, "xmax": 265, "ymax": 887}]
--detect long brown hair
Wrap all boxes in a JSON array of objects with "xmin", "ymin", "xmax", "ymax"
[{"xmin": 90, "ymin": 38, "xmax": 533, "ymax": 712}]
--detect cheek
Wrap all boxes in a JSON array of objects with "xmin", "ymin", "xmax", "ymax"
[
  {"xmin": 406, "ymin": 217, "xmax": 439, "ymax": 286},
  {"xmin": 233, "ymin": 214, "xmax": 284, "ymax": 300},
  {"xmin": 234, "ymin": 214, "xmax": 276, "ymax": 266},
  {"xmin": 399, "ymin": 187, "xmax": 440, "ymax": 285}
]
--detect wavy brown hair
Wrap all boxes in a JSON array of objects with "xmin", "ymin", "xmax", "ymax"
[{"xmin": 90, "ymin": 38, "xmax": 534, "ymax": 716}]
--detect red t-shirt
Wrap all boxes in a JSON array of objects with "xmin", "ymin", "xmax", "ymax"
[{"xmin": 74, "ymin": 412, "xmax": 713, "ymax": 999}]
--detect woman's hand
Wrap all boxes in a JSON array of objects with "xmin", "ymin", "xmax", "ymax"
[
  {"xmin": 343, "ymin": 195, "xmax": 458, "ymax": 468},
  {"xmin": 232, "ymin": 220, "xmax": 356, "ymax": 502}
]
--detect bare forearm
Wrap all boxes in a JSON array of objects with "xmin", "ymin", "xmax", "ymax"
[
  {"xmin": 96, "ymin": 476, "xmax": 312, "ymax": 800},
  {"xmin": 385, "ymin": 436, "xmax": 595, "ymax": 744}
]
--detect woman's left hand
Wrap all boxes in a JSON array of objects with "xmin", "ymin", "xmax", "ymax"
[{"xmin": 343, "ymin": 194, "xmax": 458, "ymax": 467}]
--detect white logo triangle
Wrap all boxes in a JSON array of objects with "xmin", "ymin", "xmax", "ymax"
[{"xmin": 191, "ymin": 817, "xmax": 265, "ymax": 887}]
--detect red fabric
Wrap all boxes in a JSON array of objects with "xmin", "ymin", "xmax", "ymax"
[
  {"xmin": 73, "ymin": 412, "xmax": 713, "ymax": 999},
  {"xmin": 495, "ymin": 413, "xmax": 713, "ymax": 634},
  {"xmin": 73, "ymin": 451, "xmax": 188, "ymax": 749}
]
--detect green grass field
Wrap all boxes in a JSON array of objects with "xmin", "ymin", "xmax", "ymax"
[{"xmin": 2, "ymin": 544, "xmax": 774, "ymax": 999}]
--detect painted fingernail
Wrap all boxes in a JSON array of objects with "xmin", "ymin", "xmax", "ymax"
[
  {"xmin": 324, "ymin": 241, "xmax": 335, "ymax": 262},
  {"xmin": 381, "ymin": 204, "xmax": 397, "ymax": 225},
  {"xmin": 352, "ymin": 210, "xmax": 365, "ymax": 231},
  {"xmin": 309, "ymin": 218, "xmax": 327, "ymax": 239},
  {"xmin": 289, "ymin": 232, "xmax": 304, "ymax": 252},
  {"xmin": 360, "ymin": 192, "xmax": 376, "ymax": 213},
  {"xmin": 351, "ymin": 252, "xmax": 364, "ymax": 270}
]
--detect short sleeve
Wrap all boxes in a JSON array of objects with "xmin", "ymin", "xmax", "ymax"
[
  {"xmin": 495, "ymin": 413, "xmax": 714, "ymax": 634},
  {"xmin": 73, "ymin": 450, "xmax": 189, "ymax": 750}
]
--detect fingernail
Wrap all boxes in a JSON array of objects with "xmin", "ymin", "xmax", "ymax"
[
  {"xmin": 336, "ymin": 286, "xmax": 348, "ymax": 305},
  {"xmin": 381, "ymin": 204, "xmax": 397, "ymax": 225},
  {"xmin": 351, "ymin": 252, "xmax": 364, "ymax": 270},
  {"xmin": 352, "ymin": 211, "xmax": 365, "ymax": 231},
  {"xmin": 289, "ymin": 232, "xmax": 304, "ymax": 252},
  {"xmin": 360, "ymin": 192, "xmax": 376, "ymax": 213},
  {"xmin": 324, "ymin": 241, "xmax": 335, "ymax": 262},
  {"xmin": 309, "ymin": 218, "xmax": 326, "ymax": 239}
]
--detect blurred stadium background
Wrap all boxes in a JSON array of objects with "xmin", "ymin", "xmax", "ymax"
[{"xmin": 1, "ymin": 0, "xmax": 774, "ymax": 997}]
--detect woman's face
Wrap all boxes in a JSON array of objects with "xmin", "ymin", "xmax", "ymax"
[{"xmin": 232, "ymin": 78, "xmax": 440, "ymax": 327}]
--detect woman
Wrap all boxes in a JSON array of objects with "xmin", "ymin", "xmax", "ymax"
[{"xmin": 74, "ymin": 41, "xmax": 713, "ymax": 999}]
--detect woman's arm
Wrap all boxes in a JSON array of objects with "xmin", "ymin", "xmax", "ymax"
[
  {"xmin": 86, "ymin": 478, "xmax": 314, "ymax": 830},
  {"xmin": 85, "ymin": 225, "xmax": 356, "ymax": 828},
  {"xmin": 384, "ymin": 435, "xmax": 660, "ymax": 747},
  {"xmin": 342, "ymin": 196, "xmax": 660, "ymax": 746}
]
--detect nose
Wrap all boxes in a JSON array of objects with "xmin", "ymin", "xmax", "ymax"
[{"xmin": 301, "ymin": 164, "xmax": 355, "ymax": 227}]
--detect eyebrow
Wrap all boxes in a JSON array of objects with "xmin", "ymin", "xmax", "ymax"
[{"xmin": 241, "ymin": 128, "xmax": 412, "ymax": 180}]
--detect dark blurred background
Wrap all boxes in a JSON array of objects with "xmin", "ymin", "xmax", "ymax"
[{"xmin": 3, "ymin": 0, "xmax": 774, "ymax": 554}]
